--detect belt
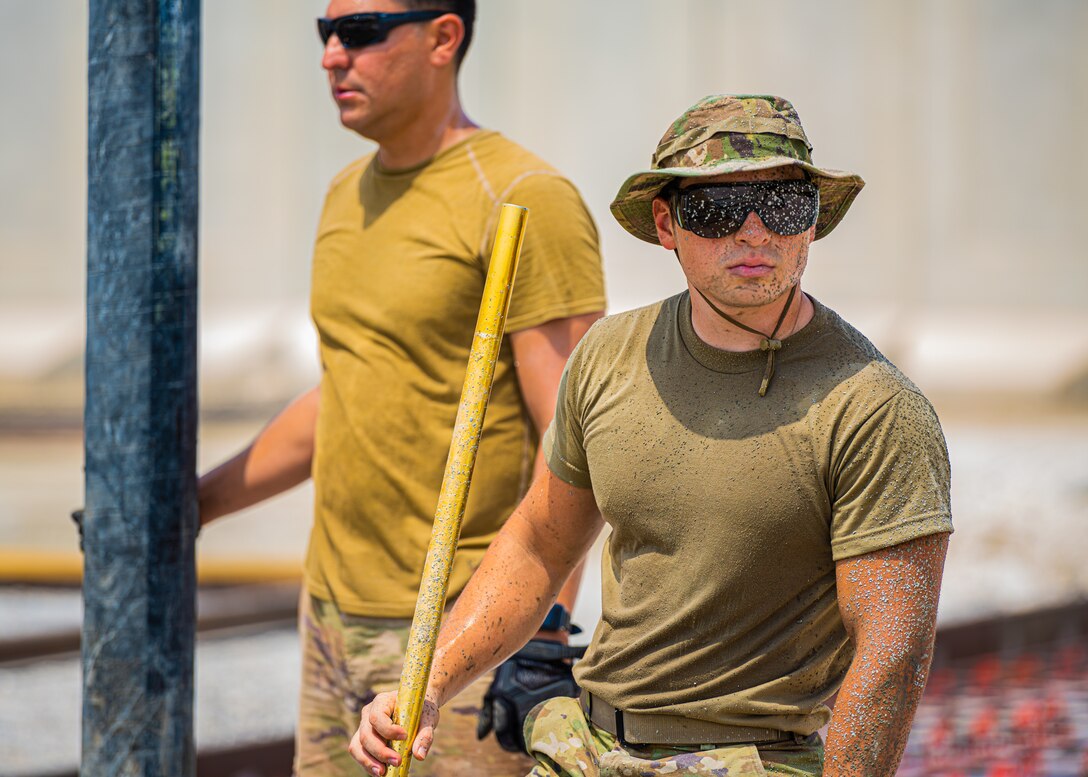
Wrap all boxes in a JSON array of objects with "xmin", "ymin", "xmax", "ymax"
[{"xmin": 580, "ymin": 689, "xmax": 800, "ymax": 747}]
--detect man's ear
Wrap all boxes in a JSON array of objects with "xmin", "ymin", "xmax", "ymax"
[
  {"xmin": 652, "ymin": 196, "xmax": 678, "ymax": 251},
  {"xmin": 429, "ymin": 14, "xmax": 464, "ymax": 68}
]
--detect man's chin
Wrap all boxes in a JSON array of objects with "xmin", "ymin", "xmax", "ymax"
[
  {"xmin": 337, "ymin": 111, "xmax": 375, "ymax": 139},
  {"xmin": 705, "ymin": 285, "xmax": 783, "ymax": 310}
]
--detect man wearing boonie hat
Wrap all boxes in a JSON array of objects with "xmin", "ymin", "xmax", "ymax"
[{"xmin": 352, "ymin": 95, "xmax": 953, "ymax": 776}]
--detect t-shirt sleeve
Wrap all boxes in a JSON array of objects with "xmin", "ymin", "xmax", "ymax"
[
  {"xmin": 542, "ymin": 339, "xmax": 593, "ymax": 489},
  {"xmin": 829, "ymin": 389, "xmax": 953, "ymax": 560},
  {"xmin": 489, "ymin": 173, "xmax": 606, "ymax": 333}
]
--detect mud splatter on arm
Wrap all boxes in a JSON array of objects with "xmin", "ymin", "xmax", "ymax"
[{"xmin": 824, "ymin": 531, "xmax": 949, "ymax": 776}]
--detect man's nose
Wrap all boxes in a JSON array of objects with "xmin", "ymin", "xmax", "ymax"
[
  {"xmin": 321, "ymin": 36, "xmax": 349, "ymax": 70},
  {"xmin": 734, "ymin": 211, "xmax": 771, "ymax": 245}
]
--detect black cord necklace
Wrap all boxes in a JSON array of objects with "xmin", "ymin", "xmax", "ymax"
[{"xmin": 693, "ymin": 284, "xmax": 798, "ymax": 397}]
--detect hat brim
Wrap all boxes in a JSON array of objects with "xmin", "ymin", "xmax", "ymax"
[{"xmin": 610, "ymin": 157, "xmax": 864, "ymax": 244}]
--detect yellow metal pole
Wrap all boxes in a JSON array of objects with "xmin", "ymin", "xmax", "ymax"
[{"xmin": 390, "ymin": 204, "xmax": 529, "ymax": 776}]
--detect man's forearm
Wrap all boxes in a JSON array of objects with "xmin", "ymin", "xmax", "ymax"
[
  {"xmin": 823, "ymin": 639, "xmax": 934, "ymax": 775},
  {"xmin": 198, "ymin": 386, "xmax": 319, "ymax": 524},
  {"xmin": 826, "ymin": 532, "xmax": 948, "ymax": 775},
  {"xmin": 429, "ymin": 531, "xmax": 559, "ymax": 706},
  {"xmin": 532, "ymin": 437, "xmax": 588, "ymax": 644},
  {"xmin": 427, "ymin": 472, "xmax": 602, "ymax": 706}
]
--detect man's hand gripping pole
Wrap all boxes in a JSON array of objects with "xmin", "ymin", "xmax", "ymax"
[{"xmin": 389, "ymin": 204, "xmax": 529, "ymax": 776}]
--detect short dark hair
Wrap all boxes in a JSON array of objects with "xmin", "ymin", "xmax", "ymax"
[{"xmin": 400, "ymin": 0, "xmax": 475, "ymax": 65}]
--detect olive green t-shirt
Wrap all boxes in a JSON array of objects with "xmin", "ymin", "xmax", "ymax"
[
  {"xmin": 545, "ymin": 292, "xmax": 952, "ymax": 735},
  {"xmin": 307, "ymin": 130, "xmax": 605, "ymax": 617}
]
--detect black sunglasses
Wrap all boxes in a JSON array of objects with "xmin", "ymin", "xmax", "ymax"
[
  {"xmin": 317, "ymin": 10, "xmax": 445, "ymax": 49},
  {"xmin": 672, "ymin": 179, "xmax": 820, "ymax": 238}
]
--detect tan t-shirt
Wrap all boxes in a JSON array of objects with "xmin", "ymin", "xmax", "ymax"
[
  {"xmin": 307, "ymin": 130, "xmax": 605, "ymax": 617},
  {"xmin": 545, "ymin": 292, "xmax": 952, "ymax": 735}
]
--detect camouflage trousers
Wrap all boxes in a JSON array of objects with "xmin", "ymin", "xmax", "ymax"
[
  {"xmin": 295, "ymin": 594, "xmax": 534, "ymax": 777},
  {"xmin": 523, "ymin": 697, "xmax": 825, "ymax": 777}
]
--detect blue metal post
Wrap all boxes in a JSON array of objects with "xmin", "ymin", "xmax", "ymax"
[{"xmin": 83, "ymin": 0, "xmax": 200, "ymax": 774}]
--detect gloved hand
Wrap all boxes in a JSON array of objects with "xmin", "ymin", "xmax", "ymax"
[{"xmin": 477, "ymin": 638, "xmax": 587, "ymax": 752}]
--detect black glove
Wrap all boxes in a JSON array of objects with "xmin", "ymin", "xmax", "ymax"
[{"xmin": 476, "ymin": 638, "xmax": 586, "ymax": 752}]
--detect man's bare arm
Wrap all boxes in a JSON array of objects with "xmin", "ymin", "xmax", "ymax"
[
  {"xmin": 432, "ymin": 470, "xmax": 602, "ymax": 702},
  {"xmin": 824, "ymin": 531, "xmax": 950, "ymax": 776},
  {"xmin": 197, "ymin": 385, "xmax": 320, "ymax": 526},
  {"xmin": 509, "ymin": 311, "xmax": 601, "ymax": 480},
  {"xmin": 509, "ymin": 311, "xmax": 602, "ymax": 627},
  {"xmin": 349, "ymin": 469, "xmax": 602, "ymax": 773}
]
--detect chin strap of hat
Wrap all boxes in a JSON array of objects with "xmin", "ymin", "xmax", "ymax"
[{"xmin": 694, "ymin": 284, "xmax": 797, "ymax": 397}]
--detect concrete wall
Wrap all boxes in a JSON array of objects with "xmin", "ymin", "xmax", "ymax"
[{"xmin": 2, "ymin": 0, "xmax": 1086, "ymax": 413}]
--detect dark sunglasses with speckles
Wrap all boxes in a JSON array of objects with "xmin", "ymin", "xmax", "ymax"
[
  {"xmin": 317, "ymin": 10, "xmax": 444, "ymax": 49},
  {"xmin": 671, "ymin": 179, "xmax": 820, "ymax": 238}
]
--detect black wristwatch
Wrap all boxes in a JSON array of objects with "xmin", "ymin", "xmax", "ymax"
[{"xmin": 540, "ymin": 603, "xmax": 582, "ymax": 634}]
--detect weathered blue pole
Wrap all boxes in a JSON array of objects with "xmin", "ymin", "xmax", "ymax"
[{"xmin": 83, "ymin": 0, "xmax": 200, "ymax": 774}]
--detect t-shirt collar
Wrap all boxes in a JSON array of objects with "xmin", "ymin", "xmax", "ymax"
[
  {"xmin": 372, "ymin": 129, "xmax": 495, "ymax": 177},
  {"xmin": 676, "ymin": 290, "xmax": 828, "ymax": 374}
]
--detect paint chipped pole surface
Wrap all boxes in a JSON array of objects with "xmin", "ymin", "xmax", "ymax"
[
  {"xmin": 83, "ymin": 0, "xmax": 200, "ymax": 775},
  {"xmin": 390, "ymin": 204, "xmax": 529, "ymax": 776}
]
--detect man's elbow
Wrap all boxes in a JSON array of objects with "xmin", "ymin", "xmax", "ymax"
[{"xmin": 852, "ymin": 629, "xmax": 938, "ymax": 699}]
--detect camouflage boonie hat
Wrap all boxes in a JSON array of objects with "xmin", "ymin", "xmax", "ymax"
[{"xmin": 611, "ymin": 94, "xmax": 865, "ymax": 244}]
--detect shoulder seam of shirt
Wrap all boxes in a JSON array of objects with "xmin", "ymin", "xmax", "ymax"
[
  {"xmin": 848, "ymin": 385, "xmax": 907, "ymax": 432},
  {"xmin": 477, "ymin": 169, "xmax": 563, "ymax": 259},
  {"xmin": 465, "ymin": 144, "xmax": 498, "ymax": 204}
]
